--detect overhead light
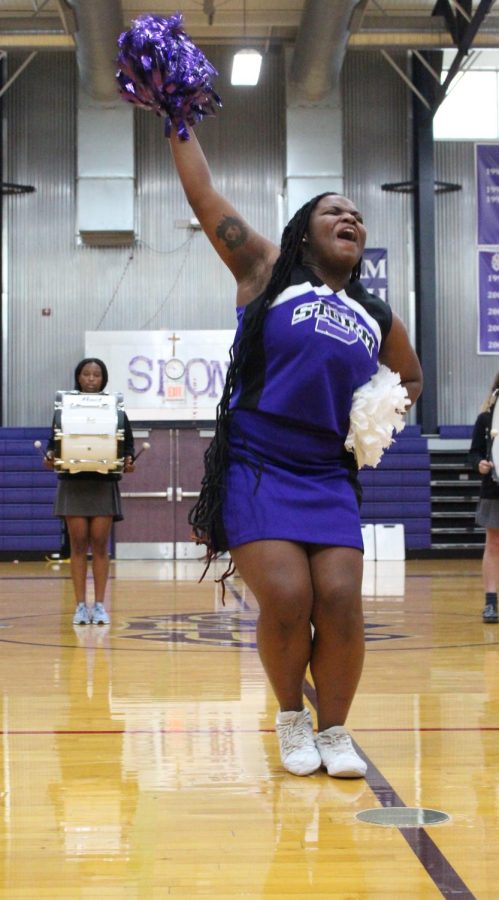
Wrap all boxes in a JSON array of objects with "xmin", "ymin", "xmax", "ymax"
[
  {"xmin": 231, "ymin": 48, "xmax": 262, "ymax": 86},
  {"xmin": 231, "ymin": 1, "xmax": 261, "ymax": 86}
]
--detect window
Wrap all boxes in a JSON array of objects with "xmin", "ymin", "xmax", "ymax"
[{"xmin": 434, "ymin": 70, "xmax": 499, "ymax": 140}]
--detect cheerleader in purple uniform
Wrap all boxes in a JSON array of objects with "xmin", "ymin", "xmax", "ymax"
[{"xmin": 169, "ymin": 127, "xmax": 423, "ymax": 779}]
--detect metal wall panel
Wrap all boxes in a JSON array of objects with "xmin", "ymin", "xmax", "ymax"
[
  {"xmin": 3, "ymin": 47, "xmax": 285, "ymax": 425},
  {"xmin": 5, "ymin": 53, "xmax": 78, "ymax": 428},
  {"xmin": 343, "ymin": 53, "xmax": 493, "ymax": 427},
  {"xmin": 343, "ymin": 52, "xmax": 413, "ymax": 330},
  {"xmin": 3, "ymin": 46, "xmax": 491, "ymax": 429},
  {"xmin": 435, "ymin": 141, "xmax": 496, "ymax": 425},
  {"xmin": 342, "ymin": 51, "xmax": 417, "ymax": 425}
]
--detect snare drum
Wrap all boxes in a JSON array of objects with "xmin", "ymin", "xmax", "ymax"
[{"xmin": 53, "ymin": 391, "xmax": 125, "ymax": 474}]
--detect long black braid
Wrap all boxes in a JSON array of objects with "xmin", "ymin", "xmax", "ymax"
[{"xmin": 188, "ymin": 192, "xmax": 362, "ymax": 584}]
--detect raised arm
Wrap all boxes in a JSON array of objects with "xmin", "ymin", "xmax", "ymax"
[
  {"xmin": 379, "ymin": 313, "xmax": 423, "ymax": 407},
  {"xmin": 169, "ymin": 127, "xmax": 278, "ymax": 304}
]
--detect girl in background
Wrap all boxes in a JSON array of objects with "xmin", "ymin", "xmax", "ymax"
[
  {"xmin": 45, "ymin": 358, "xmax": 135, "ymax": 626},
  {"xmin": 469, "ymin": 373, "xmax": 499, "ymax": 624}
]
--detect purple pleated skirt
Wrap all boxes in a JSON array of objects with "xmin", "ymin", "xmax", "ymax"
[{"xmin": 222, "ymin": 409, "xmax": 363, "ymax": 551}]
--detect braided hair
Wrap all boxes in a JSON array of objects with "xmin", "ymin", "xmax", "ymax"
[{"xmin": 189, "ymin": 192, "xmax": 363, "ymax": 575}]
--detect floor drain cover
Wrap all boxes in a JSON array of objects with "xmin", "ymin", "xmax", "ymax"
[{"xmin": 356, "ymin": 807, "xmax": 450, "ymax": 827}]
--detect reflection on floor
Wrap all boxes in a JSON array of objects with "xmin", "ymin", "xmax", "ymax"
[{"xmin": 0, "ymin": 557, "xmax": 496, "ymax": 898}]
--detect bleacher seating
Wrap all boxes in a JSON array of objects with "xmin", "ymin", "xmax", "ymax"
[
  {"xmin": 0, "ymin": 423, "xmax": 432, "ymax": 556},
  {"xmin": 429, "ymin": 424, "xmax": 481, "ymax": 554},
  {"xmin": 0, "ymin": 428, "xmax": 60, "ymax": 556},
  {"xmin": 359, "ymin": 424, "xmax": 431, "ymax": 551}
]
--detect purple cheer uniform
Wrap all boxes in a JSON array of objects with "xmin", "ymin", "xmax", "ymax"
[{"xmin": 222, "ymin": 265, "xmax": 392, "ymax": 551}]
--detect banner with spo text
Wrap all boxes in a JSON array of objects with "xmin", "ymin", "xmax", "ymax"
[{"xmin": 86, "ymin": 330, "xmax": 233, "ymax": 421}]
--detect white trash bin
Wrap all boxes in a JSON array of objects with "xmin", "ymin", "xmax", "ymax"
[
  {"xmin": 374, "ymin": 523, "xmax": 405, "ymax": 561},
  {"xmin": 361, "ymin": 523, "xmax": 375, "ymax": 561}
]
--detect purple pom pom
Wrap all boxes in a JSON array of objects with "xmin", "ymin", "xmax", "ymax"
[{"xmin": 116, "ymin": 12, "xmax": 222, "ymax": 140}]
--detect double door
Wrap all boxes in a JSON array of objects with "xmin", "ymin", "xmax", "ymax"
[{"xmin": 114, "ymin": 425, "xmax": 214, "ymax": 559}]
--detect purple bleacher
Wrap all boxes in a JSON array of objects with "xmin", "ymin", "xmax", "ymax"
[
  {"xmin": 0, "ymin": 536, "xmax": 59, "ymax": 551},
  {"xmin": 0, "ymin": 472, "xmax": 56, "ymax": 488},
  {"xmin": 361, "ymin": 487, "xmax": 430, "ymax": 503},
  {"xmin": 0, "ymin": 488, "xmax": 55, "ymax": 503},
  {"xmin": 400, "ymin": 424, "xmax": 422, "ymax": 436},
  {"xmin": 0, "ymin": 423, "xmax": 433, "ymax": 556},
  {"xmin": 0, "ymin": 456, "xmax": 49, "ymax": 471},
  {"xmin": 438, "ymin": 425, "xmax": 473, "ymax": 439},
  {"xmin": 361, "ymin": 501, "xmax": 429, "ymax": 517},
  {"xmin": 376, "ymin": 452, "xmax": 429, "ymax": 469},
  {"xmin": 0, "ymin": 520, "xmax": 60, "ymax": 535},
  {"xmin": 0, "ymin": 427, "xmax": 51, "ymax": 440},
  {"xmin": 360, "ymin": 469, "xmax": 429, "ymax": 487},
  {"xmin": 359, "ymin": 428, "xmax": 431, "ymax": 550},
  {"xmin": 0, "ymin": 504, "xmax": 54, "ymax": 519},
  {"xmin": 0, "ymin": 427, "xmax": 59, "ymax": 556}
]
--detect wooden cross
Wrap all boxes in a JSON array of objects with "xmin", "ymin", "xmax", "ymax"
[{"xmin": 168, "ymin": 333, "xmax": 180, "ymax": 356}]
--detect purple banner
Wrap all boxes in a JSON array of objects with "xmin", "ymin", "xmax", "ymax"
[
  {"xmin": 476, "ymin": 143, "xmax": 499, "ymax": 246},
  {"xmin": 360, "ymin": 248, "xmax": 388, "ymax": 302},
  {"xmin": 478, "ymin": 249, "xmax": 499, "ymax": 353}
]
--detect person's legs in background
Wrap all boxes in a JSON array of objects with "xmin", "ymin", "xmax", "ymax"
[
  {"xmin": 65, "ymin": 516, "xmax": 91, "ymax": 625},
  {"xmin": 482, "ymin": 527, "xmax": 499, "ymax": 623},
  {"xmin": 88, "ymin": 516, "xmax": 113, "ymax": 625}
]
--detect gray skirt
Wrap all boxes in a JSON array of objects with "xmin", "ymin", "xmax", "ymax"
[
  {"xmin": 53, "ymin": 478, "xmax": 123, "ymax": 521},
  {"xmin": 475, "ymin": 499, "xmax": 499, "ymax": 529}
]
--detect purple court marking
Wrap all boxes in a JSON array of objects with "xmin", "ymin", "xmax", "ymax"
[
  {"xmin": 362, "ymin": 754, "xmax": 476, "ymax": 898},
  {"xmin": 227, "ymin": 586, "xmax": 477, "ymax": 892},
  {"xmin": 304, "ymin": 680, "xmax": 475, "ymax": 897}
]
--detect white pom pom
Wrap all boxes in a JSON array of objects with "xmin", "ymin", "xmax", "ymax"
[{"xmin": 344, "ymin": 364, "xmax": 410, "ymax": 469}]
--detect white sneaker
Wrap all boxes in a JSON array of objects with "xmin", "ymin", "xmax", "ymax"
[
  {"xmin": 91, "ymin": 602, "xmax": 110, "ymax": 625},
  {"xmin": 315, "ymin": 725, "xmax": 367, "ymax": 778},
  {"xmin": 73, "ymin": 602, "xmax": 91, "ymax": 626},
  {"xmin": 275, "ymin": 708, "xmax": 322, "ymax": 776}
]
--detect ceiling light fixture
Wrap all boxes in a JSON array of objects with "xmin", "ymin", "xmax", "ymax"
[{"xmin": 231, "ymin": 0, "xmax": 262, "ymax": 86}]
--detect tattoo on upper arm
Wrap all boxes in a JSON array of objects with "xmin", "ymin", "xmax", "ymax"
[{"xmin": 215, "ymin": 215, "xmax": 248, "ymax": 251}]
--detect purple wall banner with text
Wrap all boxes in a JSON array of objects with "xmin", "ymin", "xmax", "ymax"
[
  {"xmin": 476, "ymin": 143, "xmax": 499, "ymax": 247},
  {"xmin": 360, "ymin": 248, "xmax": 388, "ymax": 302},
  {"xmin": 478, "ymin": 249, "xmax": 499, "ymax": 354}
]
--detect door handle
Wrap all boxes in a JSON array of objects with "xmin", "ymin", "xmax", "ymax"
[{"xmin": 176, "ymin": 487, "xmax": 200, "ymax": 501}]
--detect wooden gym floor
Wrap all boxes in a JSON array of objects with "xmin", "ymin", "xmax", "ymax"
[{"xmin": 0, "ymin": 556, "xmax": 497, "ymax": 898}]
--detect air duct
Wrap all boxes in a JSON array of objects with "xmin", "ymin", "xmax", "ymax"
[
  {"xmin": 290, "ymin": 0, "xmax": 368, "ymax": 102},
  {"xmin": 64, "ymin": 0, "xmax": 134, "ymax": 247},
  {"xmin": 66, "ymin": 0, "xmax": 123, "ymax": 105}
]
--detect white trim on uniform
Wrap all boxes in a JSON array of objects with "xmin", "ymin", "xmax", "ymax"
[{"xmin": 269, "ymin": 281, "xmax": 382, "ymax": 348}]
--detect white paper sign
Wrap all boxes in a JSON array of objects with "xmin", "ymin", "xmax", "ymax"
[{"xmin": 85, "ymin": 330, "xmax": 234, "ymax": 421}]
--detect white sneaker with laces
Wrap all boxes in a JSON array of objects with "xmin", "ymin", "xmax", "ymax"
[
  {"xmin": 73, "ymin": 602, "xmax": 91, "ymax": 626},
  {"xmin": 275, "ymin": 708, "xmax": 322, "ymax": 776},
  {"xmin": 315, "ymin": 725, "xmax": 367, "ymax": 778},
  {"xmin": 91, "ymin": 602, "xmax": 110, "ymax": 625}
]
